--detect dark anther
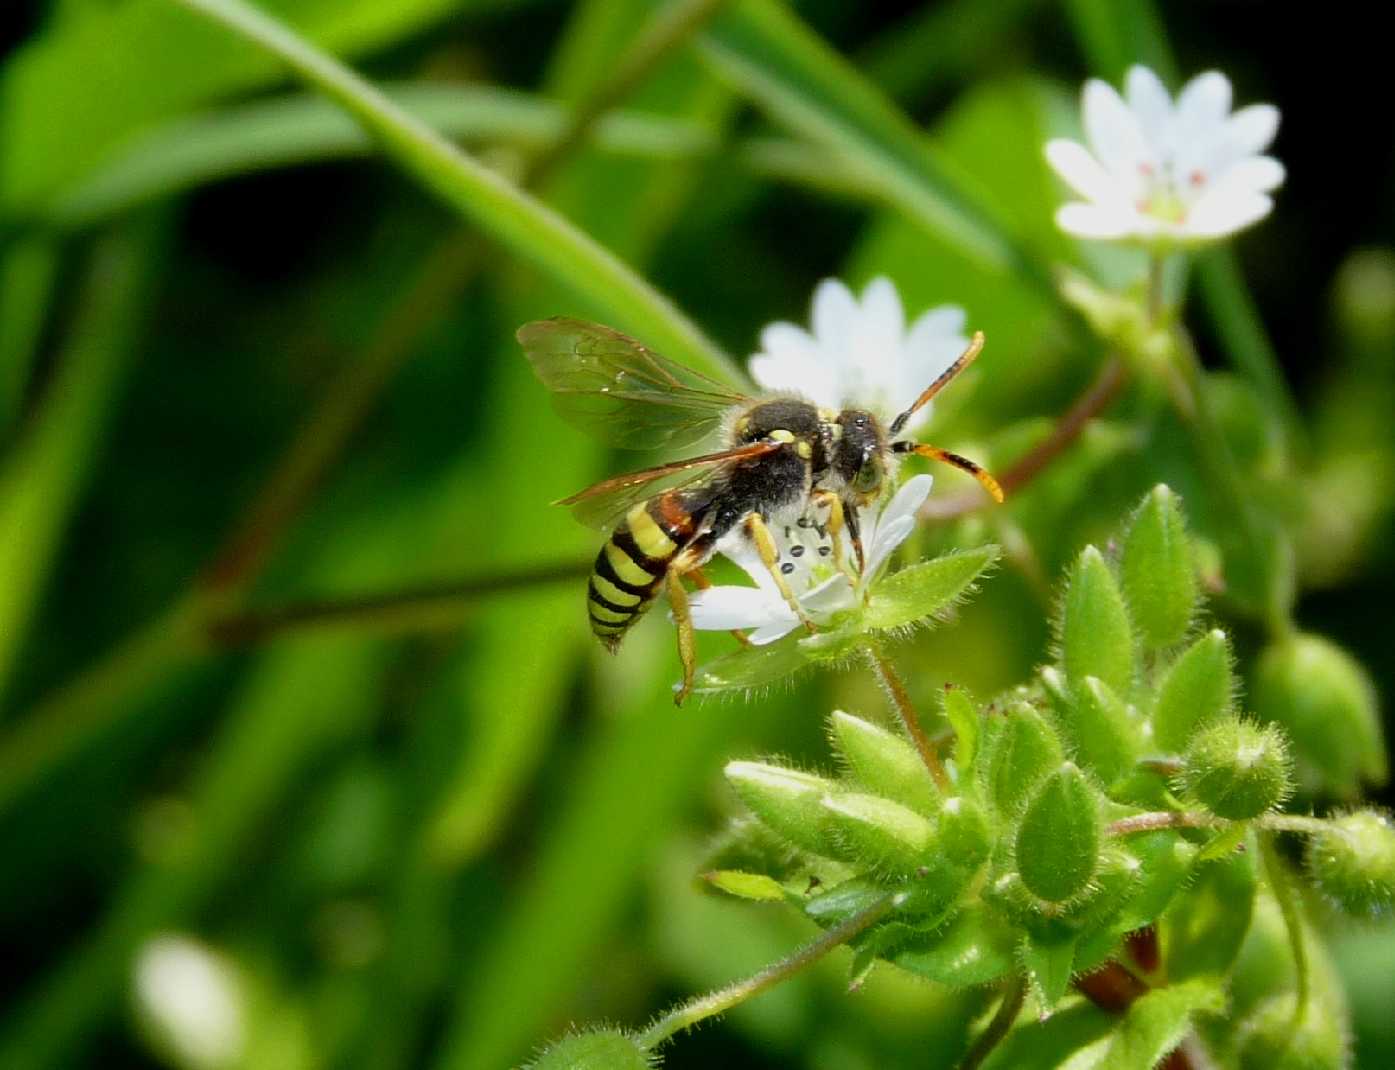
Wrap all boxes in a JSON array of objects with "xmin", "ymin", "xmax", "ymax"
[
  {"xmin": 780, "ymin": 562, "xmax": 795, "ymax": 575},
  {"xmin": 789, "ymin": 545, "xmax": 805, "ymax": 558}
]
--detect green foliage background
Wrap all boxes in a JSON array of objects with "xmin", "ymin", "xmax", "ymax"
[{"xmin": 0, "ymin": 1, "xmax": 1392, "ymax": 1068}]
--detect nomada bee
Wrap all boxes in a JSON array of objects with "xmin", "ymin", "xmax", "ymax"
[{"xmin": 518, "ymin": 318, "xmax": 1002, "ymax": 704}]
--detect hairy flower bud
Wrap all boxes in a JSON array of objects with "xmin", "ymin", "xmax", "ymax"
[
  {"xmin": 1152, "ymin": 629, "xmax": 1233, "ymax": 753},
  {"xmin": 1179, "ymin": 716, "xmax": 1292, "ymax": 819},
  {"xmin": 1305, "ymin": 810, "xmax": 1395, "ymax": 919},
  {"xmin": 1253, "ymin": 633, "xmax": 1387, "ymax": 796},
  {"xmin": 1058, "ymin": 545, "xmax": 1135, "ymax": 695},
  {"xmin": 829, "ymin": 710, "xmax": 940, "ymax": 815},
  {"xmin": 1016, "ymin": 764, "xmax": 1102, "ymax": 903},
  {"xmin": 1121, "ymin": 485, "xmax": 1198, "ymax": 650},
  {"xmin": 1237, "ymin": 993, "xmax": 1346, "ymax": 1070},
  {"xmin": 529, "ymin": 1030, "xmax": 652, "ymax": 1070},
  {"xmin": 821, "ymin": 792, "xmax": 934, "ymax": 875},
  {"xmin": 1043, "ymin": 668, "xmax": 1140, "ymax": 788},
  {"xmin": 725, "ymin": 762, "xmax": 838, "ymax": 856},
  {"xmin": 980, "ymin": 703, "xmax": 1064, "ymax": 815}
]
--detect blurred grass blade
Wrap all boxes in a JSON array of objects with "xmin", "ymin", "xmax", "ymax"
[
  {"xmin": 0, "ymin": 221, "xmax": 163, "ymax": 709},
  {"xmin": 694, "ymin": 0, "xmax": 1035, "ymax": 281},
  {"xmin": 171, "ymin": 0, "xmax": 737, "ymax": 384},
  {"xmin": 1061, "ymin": 0, "xmax": 1176, "ymax": 83},
  {"xmin": 0, "ymin": 235, "xmax": 60, "ymax": 430}
]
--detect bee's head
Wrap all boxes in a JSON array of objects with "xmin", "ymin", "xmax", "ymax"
[{"xmin": 833, "ymin": 409, "xmax": 889, "ymax": 503}]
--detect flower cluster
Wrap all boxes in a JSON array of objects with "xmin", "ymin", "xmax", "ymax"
[{"xmin": 1046, "ymin": 66, "xmax": 1283, "ymax": 245}]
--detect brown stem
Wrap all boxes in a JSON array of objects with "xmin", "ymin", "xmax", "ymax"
[
  {"xmin": 1075, "ymin": 959, "xmax": 1199, "ymax": 1070},
  {"xmin": 1106, "ymin": 811, "xmax": 1221, "ymax": 837},
  {"xmin": 920, "ymin": 356, "xmax": 1127, "ymax": 521},
  {"xmin": 957, "ymin": 974, "xmax": 1026, "ymax": 1070},
  {"xmin": 866, "ymin": 643, "xmax": 950, "ymax": 793},
  {"xmin": 207, "ymin": 558, "xmax": 593, "ymax": 646}
]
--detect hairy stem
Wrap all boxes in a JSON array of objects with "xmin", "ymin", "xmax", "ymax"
[
  {"xmin": 866, "ymin": 642, "xmax": 950, "ymax": 792},
  {"xmin": 957, "ymin": 974, "xmax": 1026, "ymax": 1070},
  {"xmin": 1107, "ymin": 811, "xmax": 1222, "ymax": 836},
  {"xmin": 637, "ymin": 894, "xmax": 898, "ymax": 1050},
  {"xmin": 1260, "ymin": 831, "xmax": 1310, "ymax": 1016}
]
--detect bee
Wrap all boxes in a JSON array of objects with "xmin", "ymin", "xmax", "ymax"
[{"xmin": 518, "ymin": 317, "xmax": 1002, "ymax": 704}]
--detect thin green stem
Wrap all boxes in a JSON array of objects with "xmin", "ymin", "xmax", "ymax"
[
  {"xmin": 1260, "ymin": 831, "xmax": 1310, "ymax": 1016},
  {"xmin": 957, "ymin": 973, "xmax": 1027, "ymax": 1070},
  {"xmin": 637, "ymin": 894, "xmax": 898, "ymax": 1050},
  {"xmin": 866, "ymin": 642, "xmax": 950, "ymax": 793},
  {"xmin": 1258, "ymin": 814, "xmax": 1330, "ymax": 836},
  {"xmin": 1147, "ymin": 252, "xmax": 1168, "ymax": 324}
]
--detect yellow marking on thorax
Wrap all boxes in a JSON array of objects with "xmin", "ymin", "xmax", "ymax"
[
  {"xmin": 769, "ymin": 428, "xmax": 795, "ymax": 443},
  {"xmin": 592, "ymin": 573, "xmax": 643, "ymax": 607},
  {"xmin": 588, "ymin": 600, "xmax": 633, "ymax": 625},
  {"xmin": 626, "ymin": 502, "xmax": 678, "ymax": 558},
  {"xmin": 605, "ymin": 541, "xmax": 657, "ymax": 587},
  {"xmin": 796, "ymin": 441, "xmax": 812, "ymax": 459}
]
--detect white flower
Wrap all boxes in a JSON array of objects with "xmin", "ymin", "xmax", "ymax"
[
  {"xmin": 1045, "ymin": 65, "xmax": 1283, "ymax": 245},
  {"xmin": 134, "ymin": 935, "xmax": 246, "ymax": 1070},
  {"xmin": 687, "ymin": 475, "xmax": 935, "ymax": 644},
  {"xmin": 749, "ymin": 277, "xmax": 969, "ymax": 434}
]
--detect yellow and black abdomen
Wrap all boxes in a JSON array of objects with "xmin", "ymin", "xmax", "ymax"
[{"xmin": 588, "ymin": 493, "xmax": 698, "ymax": 650}]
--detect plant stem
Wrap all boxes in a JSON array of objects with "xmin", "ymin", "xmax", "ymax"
[
  {"xmin": 637, "ymin": 894, "xmax": 898, "ymax": 1050},
  {"xmin": 1260, "ymin": 831, "xmax": 1310, "ymax": 1015},
  {"xmin": 207, "ymin": 559, "xmax": 593, "ymax": 645},
  {"xmin": 866, "ymin": 642, "xmax": 950, "ymax": 792},
  {"xmin": 957, "ymin": 974, "xmax": 1026, "ymax": 1070},
  {"xmin": 1147, "ymin": 252, "xmax": 1168, "ymax": 323},
  {"xmin": 1107, "ymin": 811, "xmax": 1221, "ymax": 836},
  {"xmin": 1258, "ymin": 814, "xmax": 1330, "ymax": 836}
]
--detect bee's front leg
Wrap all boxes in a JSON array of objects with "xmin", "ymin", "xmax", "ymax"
[
  {"xmin": 744, "ymin": 514, "xmax": 817, "ymax": 633},
  {"xmin": 810, "ymin": 489, "xmax": 856, "ymax": 582}
]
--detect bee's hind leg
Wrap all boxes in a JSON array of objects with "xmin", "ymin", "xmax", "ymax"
[
  {"xmin": 745, "ymin": 514, "xmax": 817, "ymax": 633},
  {"xmin": 665, "ymin": 566, "xmax": 698, "ymax": 707}
]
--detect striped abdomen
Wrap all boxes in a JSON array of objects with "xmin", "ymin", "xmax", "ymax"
[{"xmin": 588, "ymin": 492, "xmax": 698, "ymax": 650}]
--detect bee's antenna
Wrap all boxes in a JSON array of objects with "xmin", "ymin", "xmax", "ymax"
[
  {"xmin": 889, "ymin": 330, "xmax": 985, "ymax": 436},
  {"xmin": 892, "ymin": 440, "xmax": 1004, "ymax": 503}
]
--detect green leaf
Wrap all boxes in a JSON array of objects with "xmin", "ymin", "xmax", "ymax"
[
  {"xmin": 1099, "ymin": 978, "xmax": 1226, "ymax": 1070},
  {"xmin": 171, "ymin": 0, "xmax": 737, "ymax": 384},
  {"xmin": 829, "ymin": 710, "xmax": 941, "ymax": 816},
  {"xmin": 1120, "ymin": 485, "xmax": 1198, "ymax": 651},
  {"xmin": 527, "ymin": 1029, "xmax": 652, "ymax": 1070},
  {"xmin": 1016, "ymin": 765, "xmax": 1102, "ymax": 903},
  {"xmin": 702, "ymin": 870, "xmax": 787, "ymax": 903},
  {"xmin": 942, "ymin": 685, "xmax": 980, "ymax": 776},
  {"xmin": 692, "ymin": 635, "xmax": 821, "ymax": 696},
  {"xmin": 863, "ymin": 545, "xmax": 1002, "ymax": 633},
  {"xmin": 979, "ymin": 1000, "xmax": 1113, "ymax": 1070},
  {"xmin": 1042, "ymin": 669, "xmax": 1141, "ymax": 789},
  {"xmin": 893, "ymin": 906, "xmax": 1018, "ymax": 988},
  {"xmin": 1021, "ymin": 930, "xmax": 1078, "ymax": 1008},
  {"xmin": 1165, "ymin": 846, "xmax": 1258, "ymax": 981},
  {"xmin": 1058, "ymin": 545, "xmax": 1135, "ymax": 696},
  {"xmin": 980, "ymin": 704, "xmax": 1064, "ymax": 816},
  {"xmin": 1151, "ymin": 630, "xmax": 1234, "ymax": 754},
  {"xmin": 803, "ymin": 878, "xmax": 889, "ymax": 929}
]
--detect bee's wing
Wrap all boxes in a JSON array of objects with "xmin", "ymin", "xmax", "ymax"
[
  {"xmin": 560, "ymin": 442, "xmax": 780, "ymax": 531},
  {"xmin": 518, "ymin": 317, "xmax": 751, "ymax": 451}
]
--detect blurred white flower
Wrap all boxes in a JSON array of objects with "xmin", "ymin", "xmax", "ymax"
[
  {"xmin": 1046, "ymin": 65, "xmax": 1283, "ymax": 245},
  {"xmin": 688, "ymin": 475, "xmax": 934, "ymax": 644},
  {"xmin": 749, "ymin": 277, "xmax": 969, "ymax": 434},
  {"xmin": 134, "ymin": 934, "xmax": 245, "ymax": 1070}
]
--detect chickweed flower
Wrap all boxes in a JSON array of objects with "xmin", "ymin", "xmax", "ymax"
[
  {"xmin": 749, "ymin": 277, "xmax": 970, "ymax": 434},
  {"xmin": 688, "ymin": 475, "xmax": 936, "ymax": 644},
  {"xmin": 1046, "ymin": 65, "xmax": 1283, "ymax": 246}
]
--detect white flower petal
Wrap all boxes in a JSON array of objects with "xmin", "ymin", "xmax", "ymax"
[
  {"xmin": 1174, "ymin": 71, "xmax": 1232, "ymax": 140},
  {"xmin": 811, "ymin": 278, "xmax": 858, "ymax": 350},
  {"xmin": 688, "ymin": 585, "xmax": 793, "ymax": 632},
  {"xmin": 860, "ymin": 277, "xmax": 905, "ymax": 341},
  {"xmin": 906, "ymin": 305, "xmax": 967, "ymax": 341},
  {"xmin": 863, "ymin": 517, "xmax": 914, "ymax": 583},
  {"xmin": 1056, "ymin": 201, "xmax": 1139, "ymax": 239},
  {"xmin": 1082, "ymin": 78, "xmax": 1150, "ymax": 178},
  {"xmin": 801, "ymin": 573, "xmax": 857, "ymax": 615},
  {"xmin": 1184, "ymin": 190, "xmax": 1272, "ymax": 239},
  {"xmin": 749, "ymin": 352, "xmax": 839, "ymax": 407},
  {"xmin": 1045, "ymin": 139, "xmax": 1132, "ymax": 207},
  {"xmin": 876, "ymin": 474, "xmax": 935, "ymax": 534},
  {"xmin": 1125, "ymin": 65, "xmax": 1172, "ymax": 142},
  {"xmin": 750, "ymin": 620, "xmax": 800, "ymax": 645},
  {"xmin": 1215, "ymin": 155, "xmax": 1285, "ymax": 194},
  {"xmin": 1227, "ymin": 104, "xmax": 1280, "ymax": 155}
]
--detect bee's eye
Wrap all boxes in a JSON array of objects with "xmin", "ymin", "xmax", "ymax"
[{"xmin": 853, "ymin": 458, "xmax": 881, "ymax": 492}]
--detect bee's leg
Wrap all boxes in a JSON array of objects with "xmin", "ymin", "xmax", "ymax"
[
  {"xmin": 690, "ymin": 567, "xmax": 752, "ymax": 647},
  {"xmin": 843, "ymin": 503, "xmax": 866, "ymax": 576},
  {"xmin": 810, "ymin": 490, "xmax": 852, "ymax": 579},
  {"xmin": 744, "ymin": 514, "xmax": 817, "ymax": 633},
  {"xmin": 665, "ymin": 566, "xmax": 698, "ymax": 707}
]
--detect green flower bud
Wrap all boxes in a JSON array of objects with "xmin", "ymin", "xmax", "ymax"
[
  {"xmin": 1252, "ymin": 633, "xmax": 1387, "ymax": 796},
  {"xmin": 829, "ymin": 710, "xmax": 939, "ymax": 815},
  {"xmin": 1179, "ymin": 716, "xmax": 1293, "ymax": 819},
  {"xmin": 1121, "ymin": 485, "xmax": 1198, "ymax": 651},
  {"xmin": 821, "ymin": 792, "xmax": 933, "ymax": 875},
  {"xmin": 1058, "ymin": 545, "xmax": 1135, "ymax": 696},
  {"xmin": 724, "ymin": 762, "xmax": 838, "ymax": 856},
  {"xmin": 1016, "ymin": 764, "xmax": 1102, "ymax": 903},
  {"xmin": 1305, "ymin": 810, "xmax": 1395, "ymax": 919},
  {"xmin": 1237, "ymin": 993, "xmax": 1346, "ymax": 1070},
  {"xmin": 980, "ymin": 703, "xmax": 1064, "ymax": 815},
  {"xmin": 1152, "ymin": 629, "xmax": 1234, "ymax": 753},
  {"xmin": 1043, "ymin": 668, "xmax": 1141, "ymax": 788},
  {"xmin": 528, "ymin": 1030, "xmax": 653, "ymax": 1070}
]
